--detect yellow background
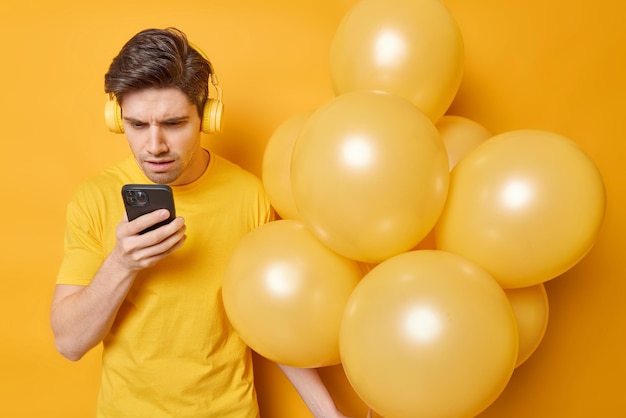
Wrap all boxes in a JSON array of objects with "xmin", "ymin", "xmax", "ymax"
[{"xmin": 1, "ymin": 0, "xmax": 624, "ymax": 416}]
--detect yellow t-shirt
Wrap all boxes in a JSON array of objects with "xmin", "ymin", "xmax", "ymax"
[{"xmin": 56, "ymin": 151, "xmax": 272, "ymax": 418}]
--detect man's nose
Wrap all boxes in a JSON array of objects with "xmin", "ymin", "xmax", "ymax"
[{"xmin": 147, "ymin": 126, "xmax": 169, "ymax": 154}]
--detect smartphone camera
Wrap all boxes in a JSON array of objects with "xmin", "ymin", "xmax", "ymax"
[{"xmin": 124, "ymin": 189, "xmax": 149, "ymax": 207}]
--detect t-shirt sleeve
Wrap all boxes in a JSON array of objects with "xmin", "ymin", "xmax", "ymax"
[{"xmin": 56, "ymin": 188, "xmax": 106, "ymax": 286}]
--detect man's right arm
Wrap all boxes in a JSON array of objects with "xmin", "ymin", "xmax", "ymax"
[{"xmin": 50, "ymin": 209, "xmax": 186, "ymax": 361}]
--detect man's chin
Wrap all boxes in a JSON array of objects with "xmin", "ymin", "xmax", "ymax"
[{"xmin": 142, "ymin": 171, "xmax": 179, "ymax": 185}]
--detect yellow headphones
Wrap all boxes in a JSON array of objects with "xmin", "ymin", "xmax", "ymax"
[{"xmin": 104, "ymin": 41, "xmax": 224, "ymax": 135}]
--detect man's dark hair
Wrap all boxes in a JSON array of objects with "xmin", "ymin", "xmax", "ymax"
[{"xmin": 104, "ymin": 27, "xmax": 211, "ymax": 117}]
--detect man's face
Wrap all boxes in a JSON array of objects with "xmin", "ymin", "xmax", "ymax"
[{"xmin": 121, "ymin": 87, "xmax": 207, "ymax": 185}]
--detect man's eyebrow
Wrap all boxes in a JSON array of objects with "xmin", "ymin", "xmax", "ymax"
[
  {"xmin": 122, "ymin": 116, "xmax": 190, "ymax": 124},
  {"xmin": 161, "ymin": 116, "xmax": 190, "ymax": 123},
  {"xmin": 122, "ymin": 116, "xmax": 142, "ymax": 123}
]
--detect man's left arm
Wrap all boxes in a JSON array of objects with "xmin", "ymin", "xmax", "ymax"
[{"xmin": 277, "ymin": 364, "xmax": 353, "ymax": 418}]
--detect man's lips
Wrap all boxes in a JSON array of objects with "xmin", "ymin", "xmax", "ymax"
[{"xmin": 145, "ymin": 160, "xmax": 174, "ymax": 172}]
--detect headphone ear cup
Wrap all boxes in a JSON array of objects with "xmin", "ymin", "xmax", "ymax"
[
  {"xmin": 201, "ymin": 98, "xmax": 224, "ymax": 134},
  {"xmin": 104, "ymin": 95, "xmax": 124, "ymax": 134}
]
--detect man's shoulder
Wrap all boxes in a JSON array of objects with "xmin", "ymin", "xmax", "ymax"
[
  {"xmin": 74, "ymin": 155, "xmax": 139, "ymax": 199},
  {"xmin": 212, "ymin": 154, "xmax": 263, "ymax": 187}
]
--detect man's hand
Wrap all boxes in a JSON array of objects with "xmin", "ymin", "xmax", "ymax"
[{"xmin": 113, "ymin": 209, "xmax": 187, "ymax": 271}]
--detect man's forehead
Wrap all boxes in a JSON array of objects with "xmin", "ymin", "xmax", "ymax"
[{"xmin": 121, "ymin": 88, "xmax": 196, "ymax": 120}]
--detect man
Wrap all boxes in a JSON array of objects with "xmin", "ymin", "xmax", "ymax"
[{"xmin": 51, "ymin": 27, "xmax": 349, "ymax": 418}]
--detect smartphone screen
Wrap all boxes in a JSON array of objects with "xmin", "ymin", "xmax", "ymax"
[{"xmin": 121, "ymin": 184, "xmax": 176, "ymax": 234}]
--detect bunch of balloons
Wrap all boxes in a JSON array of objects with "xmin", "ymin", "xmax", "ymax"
[{"xmin": 223, "ymin": 0, "xmax": 606, "ymax": 416}]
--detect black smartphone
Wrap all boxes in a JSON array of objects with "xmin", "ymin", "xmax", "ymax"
[{"xmin": 121, "ymin": 184, "xmax": 176, "ymax": 234}]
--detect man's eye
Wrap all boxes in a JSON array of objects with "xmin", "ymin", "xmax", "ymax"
[
  {"xmin": 130, "ymin": 122, "xmax": 146, "ymax": 129},
  {"xmin": 165, "ymin": 121, "xmax": 184, "ymax": 127}
]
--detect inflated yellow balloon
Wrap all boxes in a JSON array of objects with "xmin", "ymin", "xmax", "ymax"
[
  {"xmin": 330, "ymin": 0, "xmax": 464, "ymax": 121},
  {"xmin": 340, "ymin": 250, "xmax": 518, "ymax": 418},
  {"xmin": 262, "ymin": 112, "xmax": 310, "ymax": 220},
  {"xmin": 434, "ymin": 129, "xmax": 606, "ymax": 288},
  {"xmin": 222, "ymin": 220, "xmax": 363, "ymax": 367},
  {"xmin": 504, "ymin": 284, "xmax": 549, "ymax": 368},
  {"xmin": 436, "ymin": 115, "xmax": 491, "ymax": 170},
  {"xmin": 290, "ymin": 90, "xmax": 449, "ymax": 263}
]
